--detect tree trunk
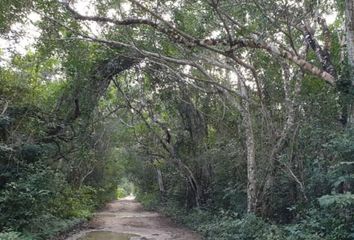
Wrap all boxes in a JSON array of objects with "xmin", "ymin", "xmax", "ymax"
[
  {"xmin": 243, "ymin": 106, "xmax": 257, "ymax": 213},
  {"xmin": 346, "ymin": 0, "xmax": 354, "ymax": 125},
  {"xmin": 346, "ymin": 0, "xmax": 354, "ymax": 68},
  {"xmin": 156, "ymin": 168, "xmax": 165, "ymax": 193},
  {"xmin": 175, "ymin": 158, "xmax": 201, "ymax": 208},
  {"xmin": 260, "ymin": 64, "xmax": 298, "ymax": 216},
  {"xmin": 225, "ymin": 69, "xmax": 257, "ymax": 213},
  {"xmin": 235, "ymin": 72, "xmax": 257, "ymax": 213}
]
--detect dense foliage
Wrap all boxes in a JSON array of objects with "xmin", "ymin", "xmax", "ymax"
[
  {"xmin": 1, "ymin": 0, "xmax": 354, "ymax": 239},
  {"xmin": 0, "ymin": 90, "xmax": 126, "ymax": 238},
  {"xmin": 0, "ymin": 42, "xmax": 127, "ymax": 239}
]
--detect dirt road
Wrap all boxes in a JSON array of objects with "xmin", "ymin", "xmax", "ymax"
[{"xmin": 65, "ymin": 196, "xmax": 202, "ymax": 240}]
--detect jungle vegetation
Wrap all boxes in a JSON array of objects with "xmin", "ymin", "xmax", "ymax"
[{"xmin": 0, "ymin": 0, "xmax": 353, "ymax": 239}]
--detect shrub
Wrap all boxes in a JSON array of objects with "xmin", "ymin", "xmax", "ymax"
[
  {"xmin": 194, "ymin": 214, "xmax": 285, "ymax": 240},
  {"xmin": 158, "ymin": 200, "xmax": 286, "ymax": 240},
  {"xmin": 51, "ymin": 185, "xmax": 97, "ymax": 219},
  {"xmin": 26, "ymin": 216, "xmax": 83, "ymax": 240},
  {"xmin": 116, "ymin": 187, "xmax": 127, "ymax": 199},
  {"xmin": 0, "ymin": 231, "xmax": 30, "ymax": 240},
  {"xmin": 136, "ymin": 192, "xmax": 160, "ymax": 210},
  {"xmin": 0, "ymin": 164, "xmax": 63, "ymax": 230}
]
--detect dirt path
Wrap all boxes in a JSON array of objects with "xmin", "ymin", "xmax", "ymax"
[{"xmin": 65, "ymin": 196, "xmax": 202, "ymax": 240}]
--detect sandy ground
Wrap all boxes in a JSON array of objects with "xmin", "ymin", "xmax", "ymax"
[{"xmin": 65, "ymin": 196, "xmax": 202, "ymax": 240}]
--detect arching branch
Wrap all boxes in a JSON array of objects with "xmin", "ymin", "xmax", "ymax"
[{"xmin": 58, "ymin": 1, "xmax": 336, "ymax": 85}]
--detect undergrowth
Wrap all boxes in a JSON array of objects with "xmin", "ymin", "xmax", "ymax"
[{"xmin": 138, "ymin": 193, "xmax": 354, "ymax": 240}]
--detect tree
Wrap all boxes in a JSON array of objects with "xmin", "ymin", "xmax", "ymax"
[{"xmin": 48, "ymin": 0, "xmax": 347, "ymax": 213}]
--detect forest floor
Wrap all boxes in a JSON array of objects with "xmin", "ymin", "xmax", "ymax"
[{"xmin": 65, "ymin": 196, "xmax": 202, "ymax": 240}]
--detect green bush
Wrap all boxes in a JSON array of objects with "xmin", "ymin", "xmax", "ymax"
[
  {"xmin": 158, "ymin": 198, "xmax": 354, "ymax": 240},
  {"xmin": 290, "ymin": 194, "xmax": 354, "ymax": 240},
  {"xmin": 0, "ymin": 162, "xmax": 115, "ymax": 239},
  {"xmin": 116, "ymin": 187, "xmax": 127, "ymax": 199},
  {"xmin": 19, "ymin": 214, "xmax": 82, "ymax": 240},
  {"xmin": 0, "ymin": 231, "xmax": 31, "ymax": 240},
  {"xmin": 0, "ymin": 164, "xmax": 63, "ymax": 230},
  {"xmin": 191, "ymin": 214, "xmax": 285, "ymax": 240},
  {"xmin": 157, "ymin": 199, "xmax": 284, "ymax": 240},
  {"xmin": 136, "ymin": 192, "xmax": 160, "ymax": 210},
  {"xmin": 51, "ymin": 185, "xmax": 97, "ymax": 219}
]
